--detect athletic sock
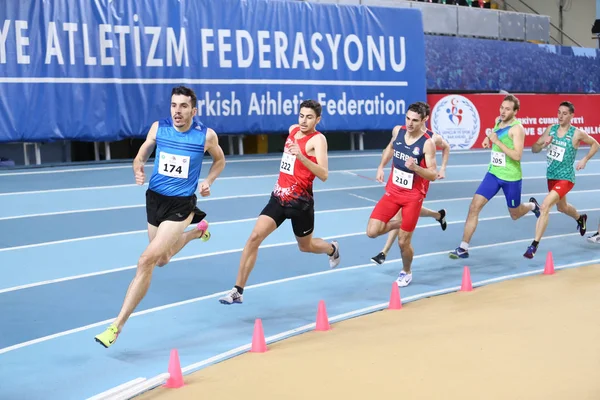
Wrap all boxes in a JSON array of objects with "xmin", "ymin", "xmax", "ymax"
[
  {"xmin": 460, "ymin": 241, "xmax": 469, "ymax": 250},
  {"xmin": 531, "ymin": 240, "xmax": 539, "ymax": 248},
  {"xmin": 235, "ymin": 285, "xmax": 244, "ymax": 295},
  {"xmin": 525, "ymin": 202, "xmax": 535, "ymax": 211},
  {"xmin": 328, "ymin": 244, "xmax": 336, "ymax": 257}
]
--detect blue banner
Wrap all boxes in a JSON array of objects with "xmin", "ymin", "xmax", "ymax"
[{"xmin": 0, "ymin": 0, "xmax": 426, "ymax": 143}]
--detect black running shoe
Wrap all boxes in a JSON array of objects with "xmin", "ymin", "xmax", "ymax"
[
  {"xmin": 437, "ymin": 209, "xmax": 447, "ymax": 231},
  {"xmin": 577, "ymin": 214, "xmax": 587, "ymax": 236},
  {"xmin": 529, "ymin": 197, "xmax": 540, "ymax": 218},
  {"xmin": 371, "ymin": 252, "xmax": 386, "ymax": 265}
]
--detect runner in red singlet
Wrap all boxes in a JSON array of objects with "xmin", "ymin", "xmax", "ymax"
[
  {"xmin": 366, "ymin": 103, "xmax": 438, "ymax": 288},
  {"xmin": 219, "ymin": 100, "xmax": 340, "ymax": 305}
]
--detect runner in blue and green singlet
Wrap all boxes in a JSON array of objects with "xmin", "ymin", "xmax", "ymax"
[{"xmin": 449, "ymin": 95, "xmax": 540, "ymax": 259}]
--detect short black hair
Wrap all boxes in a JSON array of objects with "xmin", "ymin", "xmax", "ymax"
[
  {"xmin": 299, "ymin": 99, "xmax": 322, "ymax": 118},
  {"xmin": 407, "ymin": 102, "xmax": 426, "ymax": 120},
  {"xmin": 415, "ymin": 101, "xmax": 431, "ymax": 117},
  {"xmin": 171, "ymin": 86, "xmax": 197, "ymax": 107},
  {"xmin": 559, "ymin": 101, "xmax": 575, "ymax": 114}
]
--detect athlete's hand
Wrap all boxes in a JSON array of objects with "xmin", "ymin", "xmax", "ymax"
[
  {"xmin": 289, "ymin": 138, "xmax": 304, "ymax": 160},
  {"xmin": 576, "ymin": 159, "xmax": 587, "ymax": 171},
  {"xmin": 437, "ymin": 168, "xmax": 446, "ymax": 180},
  {"xmin": 543, "ymin": 137, "xmax": 552, "ymax": 148},
  {"xmin": 376, "ymin": 166, "xmax": 385, "ymax": 183},
  {"xmin": 133, "ymin": 160, "xmax": 145, "ymax": 185},
  {"xmin": 486, "ymin": 131, "xmax": 498, "ymax": 145},
  {"xmin": 405, "ymin": 157, "xmax": 416, "ymax": 171},
  {"xmin": 199, "ymin": 181, "xmax": 211, "ymax": 197},
  {"xmin": 482, "ymin": 136, "xmax": 491, "ymax": 149}
]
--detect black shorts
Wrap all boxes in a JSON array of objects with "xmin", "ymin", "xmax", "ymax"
[
  {"xmin": 146, "ymin": 189, "xmax": 206, "ymax": 227},
  {"xmin": 260, "ymin": 195, "xmax": 314, "ymax": 237}
]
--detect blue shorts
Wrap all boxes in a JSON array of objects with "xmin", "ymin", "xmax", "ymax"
[{"xmin": 475, "ymin": 172, "xmax": 522, "ymax": 208}]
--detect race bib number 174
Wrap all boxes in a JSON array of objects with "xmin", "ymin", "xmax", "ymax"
[{"xmin": 158, "ymin": 151, "xmax": 190, "ymax": 179}]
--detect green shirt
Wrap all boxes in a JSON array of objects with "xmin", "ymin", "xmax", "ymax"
[
  {"xmin": 488, "ymin": 119, "xmax": 522, "ymax": 182},
  {"xmin": 546, "ymin": 124, "xmax": 577, "ymax": 183}
]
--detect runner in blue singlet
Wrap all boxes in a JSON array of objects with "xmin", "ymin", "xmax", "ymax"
[{"xmin": 94, "ymin": 86, "xmax": 226, "ymax": 348}]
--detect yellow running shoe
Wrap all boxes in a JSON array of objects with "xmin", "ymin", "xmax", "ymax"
[{"xmin": 94, "ymin": 324, "xmax": 119, "ymax": 348}]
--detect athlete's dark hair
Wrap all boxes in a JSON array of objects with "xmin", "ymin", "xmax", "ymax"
[
  {"xmin": 415, "ymin": 101, "xmax": 431, "ymax": 117},
  {"xmin": 407, "ymin": 102, "xmax": 427, "ymax": 120},
  {"xmin": 559, "ymin": 101, "xmax": 575, "ymax": 114},
  {"xmin": 171, "ymin": 86, "xmax": 198, "ymax": 108},
  {"xmin": 299, "ymin": 99, "xmax": 322, "ymax": 118}
]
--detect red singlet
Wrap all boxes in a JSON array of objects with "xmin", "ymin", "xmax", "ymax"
[{"xmin": 272, "ymin": 126, "xmax": 320, "ymax": 208}]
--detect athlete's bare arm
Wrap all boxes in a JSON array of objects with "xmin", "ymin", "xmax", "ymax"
[
  {"xmin": 293, "ymin": 133, "xmax": 329, "ymax": 182},
  {"xmin": 376, "ymin": 125, "xmax": 401, "ymax": 182},
  {"xmin": 133, "ymin": 121, "xmax": 159, "ymax": 185},
  {"xmin": 406, "ymin": 138, "xmax": 437, "ymax": 181},
  {"xmin": 433, "ymin": 133, "xmax": 450, "ymax": 178},
  {"xmin": 531, "ymin": 126, "xmax": 552, "ymax": 153},
  {"xmin": 490, "ymin": 123, "xmax": 525, "ymax": 161},
  {"xmin": 574, "ymin": 128, "xmax": 599, "ymax": 170},
  {"xmin": 202, "ymin": 128, "xmax": 226, "ymax": 187}
]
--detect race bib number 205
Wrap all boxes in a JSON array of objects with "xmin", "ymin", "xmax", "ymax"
[
  {"xmin": 159, "ymin": 151, "xmax": 190, "ymax": 179},
  {"xmin": 491, "ymin": 151, "xmax": 506, "ymax": 167}
]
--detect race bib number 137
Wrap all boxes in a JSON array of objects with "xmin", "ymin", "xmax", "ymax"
[
  {"xmin": 159, "ymin": 151, "xmax": 190, "ymax": 179},
  {"xmin": 547, "ymin": 144, "xmax": 565, "ymax": 162}
]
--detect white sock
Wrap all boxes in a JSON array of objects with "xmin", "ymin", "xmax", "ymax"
[
  {"xmin": 524, "ymin": 202, "xmax": 535, "ymax": 211},
  {"xmin": 460, "ymin": 241, "xmax": 469, "ymax": 250}
]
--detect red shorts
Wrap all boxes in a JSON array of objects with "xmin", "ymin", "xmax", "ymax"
[
  {"xmin": 547, "ymin": 179, "xmax": 574, "ymax": 199},
  {"xmin": 370, "ymin": 191, "xmax": 424, "ymax": 232}
]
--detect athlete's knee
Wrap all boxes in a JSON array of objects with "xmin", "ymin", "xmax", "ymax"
[
  {"xmin": 138, "ymin": 252, "xmax": 160, "ymax": 270},
  {"xmin": 556, "ymin": 202, "xmax": 568, "ymax": 213},
  {"xmin": 366, "ymin": 222, "xmax": 381, "ymax": 239},
  {"xmin": 468, "ymin": 200, "xmax": 483, "ymax": 216},
  {"xmin": 156, "ymin": 253, "xmax": 171, "ymax": 267},
  {"xmin": 397, "ymin": 232, "xmax": 412, "ymax": 250},
  {"xmin": 508, "ymin": 208, "xmax": 520, "ymax": 220},
  {"xmin": 247, "ymin": 230, "xmax": 266, "ymax": 248},
  {"xmin": 297, "ymin": 240, "xmax": 312, "ymax": 253}
]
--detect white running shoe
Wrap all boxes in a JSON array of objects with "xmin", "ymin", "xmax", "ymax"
[
  {"xmin": 329, "ymin": 240, "xmax": 341, "ymax": 268},
  {"xmin": 219, "ymin": 287, "xmax": 243, "ymax": 304},
  {"xmin": 587, "ymin": 232, "xmax": 600, "ymax": 244},
  {"xmin": 396, "ymin": 271, "xmax": 413, "ymax": 287}
]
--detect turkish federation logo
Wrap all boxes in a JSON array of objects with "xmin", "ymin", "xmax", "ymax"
[{"xmin": 432, "ymin": 95, "xmax": 481, "ymax": 150}]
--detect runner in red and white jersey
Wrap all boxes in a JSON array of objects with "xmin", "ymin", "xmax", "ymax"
[
  {"xmin": 366, "ymin": 102, "xmax": 438, "ymax": 288},
  {"xmin": 219, "ymin": 100, "xmax": 340, "ymax": 305}
]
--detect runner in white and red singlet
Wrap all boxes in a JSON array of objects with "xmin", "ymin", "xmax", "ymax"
[
  {"xmin": 366, "ymin": 102, "xmax": 438, "ymax": 288},
  {"xmin": 219, "ymin": 100, "xmax": 340, "ymax": 305}
]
